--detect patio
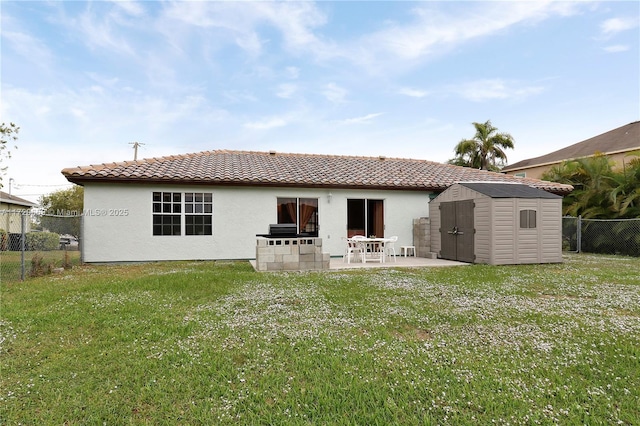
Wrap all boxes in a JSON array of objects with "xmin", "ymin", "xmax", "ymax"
[
  {"xmin": 250, "ymin": 255, "xmax": 469, "ymax": 271},
  {"xmin": 329, "ymin": 255, "xmax": 469, "ymax": 270}
]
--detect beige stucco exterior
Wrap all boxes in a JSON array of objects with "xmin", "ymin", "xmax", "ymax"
[{"xmin": 81, "ymin": 182, "xmax": 431, "ymax": 262}]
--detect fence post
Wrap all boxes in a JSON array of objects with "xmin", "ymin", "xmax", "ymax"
[
  {"xmin": 20, "ymin": 212, "xmax": 26, "ymax": 281},
  {"xmin": 576, "ymin": 215, "xmax": 582, "ymax": 253}
]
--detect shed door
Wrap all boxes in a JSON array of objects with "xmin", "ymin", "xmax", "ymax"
[{"xmin": 440, "ymin": 200, "xmax": 475, "ymax": 262}]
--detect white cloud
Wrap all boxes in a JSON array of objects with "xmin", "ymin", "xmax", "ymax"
[
  {"xmin": 603, "ymin": 44, "xmax": 629, "ymax": 53},
  {"xmin": 454, "ymin": 79, "xmax": 544, "ymax": 102},
  {"xmin": 160, "ymin": 1, "xmax": 331, "ymax": 58},
  {"xmin": 285, "ymin": 66, "xmax": 300, "ymax": 79},
  {"xmin": 338, "ymin": 113, "xmax": 384, "ymax": 125},
  {"xmin": 244, "ymin": 116, "xmax": 288, "ymax": 130},
  {"xmin": 276, "ymin": 83, "xmax": 298, "ymax": 99},
  {"xmin": 323, "ymin": 83, "xmax": 347, "ymax": 103},
  {"xmin": 398, "ymin": 87, "xmax": 429, "ymax": 98},
  {"xmin": 109, "ymin": 0, "xmax": 145, "ymax": 17},
  {"xmin": 1, "ymin": 31, "xmax": 53, "ymax": 68},
  {"xmin": 600, "ymin": 17, "xmax": 638, "ymax": 36},
  {"xmin": 351, "ymin": 2, "xmax": 584, "ymax": 67}
]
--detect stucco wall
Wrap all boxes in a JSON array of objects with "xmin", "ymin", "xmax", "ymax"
[{"xmin": 81, "ymin": 183, "xmax": 431, "ymax": 262}]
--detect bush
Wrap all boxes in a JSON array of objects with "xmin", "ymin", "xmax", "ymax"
[
  {"xmin": 25, "ymin": 232, "xmax": 60, "ymax": 251},
  {"xmin": 30, "ymin": 253, "xmax": 52, "ymax": 277},
  {"xmin": 0, "ymin": 229, "xmax": 7, "ymax": 251}
]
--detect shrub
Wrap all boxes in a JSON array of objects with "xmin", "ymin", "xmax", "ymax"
[
  {"xmin": 0, "ymin": 229, "xmax": 7, "ymax": 251},
  {"xmin": 30, "ymin": 253, "xmax": 52, "ymax": 277},
  {"xmin": 25, "ymin": 232, "xmax": 59, "ymax": 251}
]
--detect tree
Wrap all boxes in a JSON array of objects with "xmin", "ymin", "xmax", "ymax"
[
  {"xmin": 448, "ymin": 120, "xmax": 515, "ymax": 171},
  {"xmin": 0, "ymin": 122, "xmax": 20, "ymax": 188},
  {"xmin": 39, "ymin": 185, "xmax": 84, "ymax": 238},
  {"xmin": 541, "ymin": 152, "xmax": 640, "ymax": 219}
]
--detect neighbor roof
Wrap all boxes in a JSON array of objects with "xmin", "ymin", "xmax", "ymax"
[
  {"xmin": 502, "ymin": 121, "xmax": 640, "ymax": 172},
  {"xmin": 459, "ymin": 183, "xmax": 561, "ymax": 199},
  {"xmin": 0, "ymin": 191, "xmax": 37, "ymax": 207},
  {"xmin": 62, "ymin": 150, "xmax": 573, "ymax": 195}
]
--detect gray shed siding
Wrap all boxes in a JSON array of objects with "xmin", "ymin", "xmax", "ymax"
[{"xmin": 429, "ymin": 183, "xmax": 563, "ymax": 265}]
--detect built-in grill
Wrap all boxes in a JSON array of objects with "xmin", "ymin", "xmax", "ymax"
[{"xmin": 257, "ymin": 223, "xmax": 298, "ymax": 238}]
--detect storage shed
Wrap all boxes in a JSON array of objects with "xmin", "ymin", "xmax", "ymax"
[{"xmin": 429, "ymin": 182, "xmax": 563, "ymax": 265}]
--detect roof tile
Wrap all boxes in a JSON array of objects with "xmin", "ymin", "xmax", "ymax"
[{"xmin": 62, "ymin": 150, "xmax": 573, "ymax": 194}]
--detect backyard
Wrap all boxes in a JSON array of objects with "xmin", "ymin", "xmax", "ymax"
[{"xmin": 1, "ymin": 253, "xmax": 638, "ymax": 424}]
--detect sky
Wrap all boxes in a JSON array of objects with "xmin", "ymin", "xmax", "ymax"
[{"xmin": 1, "ymin": 0, "xmax": 639, "ymax": 203}]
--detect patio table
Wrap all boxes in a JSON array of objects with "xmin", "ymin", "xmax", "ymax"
[{"xmin": 350, "ymin": 237, "xmax": 390, "ymax": 263}]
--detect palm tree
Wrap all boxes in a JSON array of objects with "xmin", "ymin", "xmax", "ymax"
[{"xmin": 450, "ymin": 120, "xmax": 515, "ymax": 171}]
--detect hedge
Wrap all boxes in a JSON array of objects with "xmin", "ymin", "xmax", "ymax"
[{"xmin": 25, "ymin": 232, "xmax": 60, "ymax": 251}]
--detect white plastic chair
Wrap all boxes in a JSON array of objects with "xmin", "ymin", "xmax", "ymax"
[
  {"xmin": 384, "ymin": 236, "xmax": 398, "ymax": 262},
  {"xmin": 343, "ymin": 237, "xmax": 364, "ymax": 263}
]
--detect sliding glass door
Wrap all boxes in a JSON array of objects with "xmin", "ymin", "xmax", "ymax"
[{"xmin": 347, "ymin": 199, "xmax": 384, "ymax": 238}]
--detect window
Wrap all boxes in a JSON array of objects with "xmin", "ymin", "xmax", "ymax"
[
  {"xmin": 514, "ymin": 172, "xmax": 526, "ymax": 178},
  {"xmin": 185, "ymin": 192, "xmax": 213, "ymax": 235},
  {"xmin": 152, "ymin": 192, "xmax": 213, "ymax": 236},
  {"xmin": 276, "ymin": 197, "xmax": 318, "ymax": 236},
  {"xmin": 153, "ymin": 192, "xmax": 181, "ymax": 235},
  {"xmin": 520, "ymin": 209, "xmax": 537, "ymax": 229}
]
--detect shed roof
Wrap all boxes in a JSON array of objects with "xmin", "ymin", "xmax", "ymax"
[
  {"xmin": 502, "ymin": 121, "xmax": 640, "ymax": 172},
  {"xmin": 459, "ymin": 183, "xmax": 561, "ymax": 199},
  {"xmin": 62, "ymin": 149, "xmax": 573, "ymax": 195}
]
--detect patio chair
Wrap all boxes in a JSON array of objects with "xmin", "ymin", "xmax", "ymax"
[
  {"xmin": 384, "ymin": 236, "xmax": 398, "ymax": 262},
  {"xmin": 343, "ymin": 237, "xmax": 364, "ymax": 263}
]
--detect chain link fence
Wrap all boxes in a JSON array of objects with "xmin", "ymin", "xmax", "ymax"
[
  {"xmin": 563, "ymin": 216, "xmax": 640, "ymax": 257},
  {"xmin": 0, "ymin": 210, "xmax": 82, "ymax": 282}
]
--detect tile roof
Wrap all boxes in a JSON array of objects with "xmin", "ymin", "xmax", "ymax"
[
  {"xmin": 503, "ymin": 121, "xmax": 640, "ymax": 172},
  {"xmin": 62, "ymin": 149, "xmax": 573, "ymax": 195}
]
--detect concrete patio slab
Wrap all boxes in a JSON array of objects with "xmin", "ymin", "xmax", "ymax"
[
  {"xmin": 329, "ymin": 255, "xmax": 470, "ymax": 270},
  {"xmin": 249, "ymin": 256, "xmax": 469, "ymax": 271}
]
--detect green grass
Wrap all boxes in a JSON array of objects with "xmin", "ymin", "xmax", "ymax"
[{"xmin": 1, "ymin": 254, "xmax": 639, "ymax": 425}]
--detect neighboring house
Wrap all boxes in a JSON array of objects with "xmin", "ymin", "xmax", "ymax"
[
  {"xmin": 61, "ymin": 150, "xmax": 572, "ymax": 263},
  {"xmin": 502, "ymin": 121, "xmax": 640, "ymax": 179},
  {"xmin": 0, "ymin": 191, "xmax": 37, "ymax": 234}
]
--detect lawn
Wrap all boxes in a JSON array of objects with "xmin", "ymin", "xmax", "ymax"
[{"xmin": 1, "ymin": 253, "xmax": 638, "ymax": 425}]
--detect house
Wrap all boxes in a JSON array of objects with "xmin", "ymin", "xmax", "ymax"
[
  {"xmin": 502, "ymin": 121, "xmax": 640, "ymax": 179},
  {"xmin": 0, "ymin": 190, "xmax": 37, "ymax": 233},
  {"xmin": 429, "ymin": 183, "xmax": 563, "ymax": 265},
  {"xmin": 61, "ymin": 150, "xmax": 573, "ymax": 263}
]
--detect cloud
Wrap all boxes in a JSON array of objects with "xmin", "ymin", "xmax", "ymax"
[
  {"xmin": 603, "ymin": 44, "xmax": 629, "ymax": 53},
  {"xmin": 285, "ymin": 66, "xmax": 300, "ymax": 79},
  {"xmin": 398, "ymin": 88, "xmax": 429, "ymax": 98},
  {"xmin": 454, "ymin": 79, "xmax": 544, "ymax": 102},
  {"xmin": 323, "ymin": 83, "xmax": 347, "ymax": 103},
  {"xmin": 160, "ymin": 1, "xmax": 331, "ymax": 58},
  {"xmin": 244, "ymin": 116, "xmax": 288, "ymax": 130},
  {"xmin": 600, "ymin": 17, "xmax": 638, "ymax": 37},
  {"xmin": 351, "ymin": 2, "xmax": 584, "ymax": 67},
  {"xmin": 108, "ymin": 0, "xmax": 145, "ymax": 17},
  {"xmin": 338, "ymin": 113, "xmax": 384, "ymax": 125},
  {"xmin": 276, "ymin": 83, "xmax": 298, "ymax": 99},
  {"xmin": 1, "ymin": 30, "xmax": 53, "ymax": 69}
]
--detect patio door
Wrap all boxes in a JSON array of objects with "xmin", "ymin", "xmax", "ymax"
[
  {"xmin": 347, "ymin": 199, "xmax": 384, "ymax": 238},
  {"xmin": 440, "ymin": 200, "xmax": 475, "ymax": 262}
]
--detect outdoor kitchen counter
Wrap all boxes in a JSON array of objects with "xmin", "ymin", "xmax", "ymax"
[{"xmin": 255, "ymin": 237, "xmax": 330, "ymax": 272}]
